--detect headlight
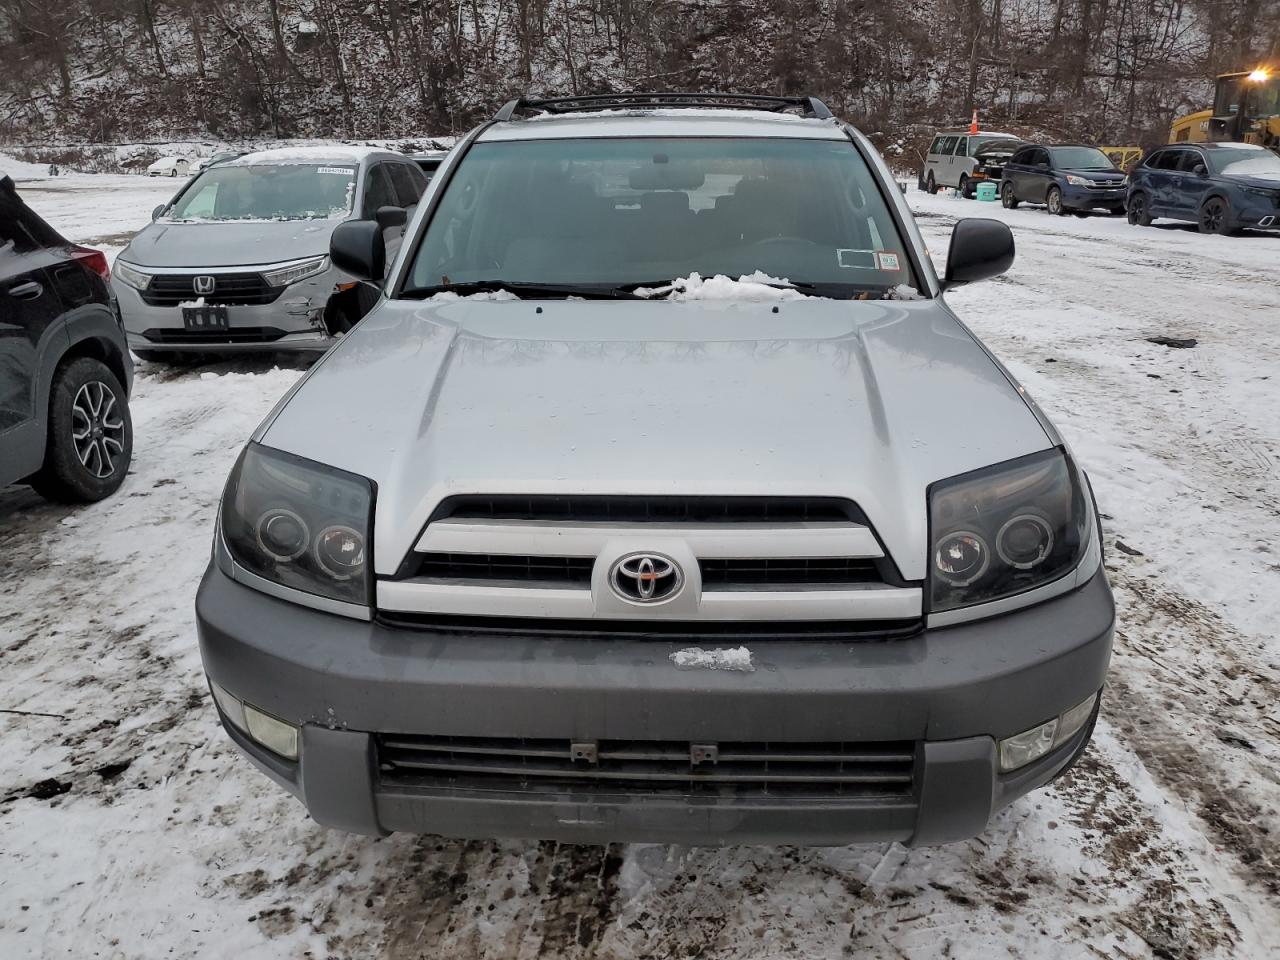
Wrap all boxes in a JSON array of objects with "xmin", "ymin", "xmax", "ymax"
[
  {"xmin": 261, "ymin": 256, "xmax": 329, "ymax": 288},
  {"xmin": 928, "ymin": 449, "xmax": 1090, "ymax": 613},
  {"xmin": 220, "ymin": 442, "xmax": 373, "ymax": 606},
  {"xmin": 113, "ymin": 261, "xmax": 152, "ymax": 291},
  {"xmin": 1065, "ymin": 175, "xmax": 1089, "ymax": 186}
]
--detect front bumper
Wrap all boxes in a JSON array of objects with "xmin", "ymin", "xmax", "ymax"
[
  {"xmin": 112, "ymin": 265, "xmax": 345, "ymax": 354},
  {"xmin": 1061, "ymin": 183, "xmax": 1127, "ymax": 209},
  {"xmin": 196, "ymin": 564, "xmax": 1115, "ymax": 846}
]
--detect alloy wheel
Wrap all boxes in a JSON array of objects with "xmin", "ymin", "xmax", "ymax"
[
  {"xmin": 1201, "ymin": 200, "xmax": 1225, "ymax": 234},
  {"xmin": 1047, "ymin": 188, "xmax": 1063, "ymax": 215},
  {"xmin": 1128, "ymin": 196, "xmax": 1145, "ymax": 225},
  {"xmin": 71, "ymin": 380, "xmax": 125, "ymax": 479}
]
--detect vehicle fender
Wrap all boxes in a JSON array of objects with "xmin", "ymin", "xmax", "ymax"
[{"xmin": 61, "ymin": 304, "xmax": 135, "ymax": 396}]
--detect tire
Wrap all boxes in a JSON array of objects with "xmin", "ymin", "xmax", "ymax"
[
  {"xmin": 1127, "ymin": 192, "xmax": 1152, "ymax": 226},
  {"xmin": 1198, "ymin": 196, "xmax": 1234, "ymax": 235},
  {"xmin": 1000, "ymin": 182, "xmax": 1019, "ymax": 208},
  {"xmin": 1046, "ymin": 186, "xmax": 1066, "ymax": 216},
  {"xmin": 170, "ymin": 168, "xmax": 178, "ymax": 177},
  {"xmin": 31, "ymin": 357, "xmax": 133, "ymax": 503},
  {"xmin": 925, "ymin": 172, "xmax": 938, "ymax": 195},
  {"xmin": 959, "ymin": 174, "xmax": 972, "ymax": 199}
]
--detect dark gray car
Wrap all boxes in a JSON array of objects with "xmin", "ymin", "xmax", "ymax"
[
  {"xmin": 197, "ymin": 94, "xmax": 1114, "ymax": 846},
  {"xmin": 1000, "ymin": 144, "xmax": 1128, "ymax": 215},
  {"xmin": 1, "ymin": 175, "xmax": 133, "ymax": 501}
]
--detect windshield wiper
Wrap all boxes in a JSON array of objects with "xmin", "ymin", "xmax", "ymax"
[{"xmin": 400, "ymin": 279, "xmax": 644, "ymax": 300}]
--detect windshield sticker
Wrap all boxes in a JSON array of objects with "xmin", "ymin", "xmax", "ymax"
[
  {"xmin": 875, "ymin": 251, "xmax": 902, "ymax": 272},
  {"xmin": 837, "ymin": 248, "xmax": 876, "ymax": 269},
  {"xmin": 317, "ymin": 166, "xmax": 356, "ymax": 176}
]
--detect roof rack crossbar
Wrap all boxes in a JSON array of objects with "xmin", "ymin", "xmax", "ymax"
[{"xmin": 494, "ymin": 93, "xmax": 833, "ymax": 121}]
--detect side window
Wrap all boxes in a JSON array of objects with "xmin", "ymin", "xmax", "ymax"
[
  {"xmin": 952, "ymin": 137, "xmax": 969, "ymax": 156},
  {"xmin": 937, "ymin": 136, "xmax": 957, "ymax": 157},
  {"xmin": 1143, "ymin": 151, "xmax": 1164, "ymax": 170},
  {"xmin": 928, "ymin": 137, "xmax": 944, "ymax": 155},
  {"xmin": 387, "ymin": 163, "xmax": 421, "ymax": 207},
  {"xmin": 1010, "ymin": 147, "xmax": 1032, "ymax": 166},
  {"xmin": 0, "ymin": 197, "xmax": 43, "ymax": 254},
  {"xmin": 1177, "ymin": 151, "xmax": 1205, "ymax": 173},
  {"xmin": 361, "ymin": 164, "xmax": 395, "ymax": 218},
  {"xmin": 1155, "ymin": 151, "xmax": 1183, "ymax": 170},
  {"xmin": 1027, "ymin": 148, "xmax": 1047, "ymax": 167}
]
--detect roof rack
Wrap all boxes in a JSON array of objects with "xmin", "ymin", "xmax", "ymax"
[{"xmin": 493, "ymin": 93, "xmax": 834, "ymax": 122}]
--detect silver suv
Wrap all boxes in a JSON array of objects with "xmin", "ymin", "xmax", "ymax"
[
  {"xmin": 197, "ymin": 94, "xmax": 1114, "ymax": 846},
  {"xmin": 111, "ymin": 146, "xmax": 426, "ymax": 360}
]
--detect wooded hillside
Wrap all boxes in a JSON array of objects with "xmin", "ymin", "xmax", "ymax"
[{"xmin": 2, "ymin": 0, "xmax": 1277, "ymax": 147}]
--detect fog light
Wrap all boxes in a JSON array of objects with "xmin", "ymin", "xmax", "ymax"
[
  {"xmin": 1054, "ymin": 694, "xmax": 1097, "ymax": 747},
  {"xmin": 999, "ymin": 719, "xmax": 1058, "ymax": 772},
  {"xmin": 209, "ymin": 679, "xmax": 247, "ymax": 733},
  {"xmin": 243, "ymin": 704, "xmax": 299, "ymax": 760}
]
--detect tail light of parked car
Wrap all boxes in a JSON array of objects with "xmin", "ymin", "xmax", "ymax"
[
  {"xmin": 927, "ymin": 448, "xmax": 1091, "ymax": 613},
  {"xmin": 71, "ymin": 245, "xmax": 111, "ymax": 280},
  {"xmin": 219, "ymin": 443, "xmax": 375, "ymax": 606}
]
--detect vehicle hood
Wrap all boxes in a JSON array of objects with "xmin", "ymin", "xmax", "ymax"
[
  {"xmin": 974, "ymin": 143, "xmax": 1023, "ymax": 161},
  {"xmin": 1059, "ymin": 167, "xmax": 1126, "ymax": 183},
  {"xmin": 120, "ymin": 218, "xmax": 338, "ymax": 268},
  {"xmin": 260, "ymin": 299, "xmax": 1053, "ymax": 578}
]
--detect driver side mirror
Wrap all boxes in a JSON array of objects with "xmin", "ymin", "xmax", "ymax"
[
  {"xmin": 330, "ymin": 220, "xmax": 386, "ymax": 283},
  {"xmin": 151, "ymin": 204, "xmax": 165, "ymax": 220},
  {"xmin": 942, "ymin": 219, "xmax": 1015, "ymax": 289},
  {"xmin": 1192, "ymin": 163, "xmax": 1207, "ymax": 177},
  {"xmin": 374, "ymin": 205, "xmax": 407, "ymax": 230}
]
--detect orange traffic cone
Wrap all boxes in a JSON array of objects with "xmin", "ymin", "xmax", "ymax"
[{"xmin": 969, "ymin": 109, "xmax": 978, "ymax": 134}]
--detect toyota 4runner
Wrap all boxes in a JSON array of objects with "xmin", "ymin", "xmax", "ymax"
[{"xmin": 196, "ymin": 93, "xmax": 1114, "ymax": 846}]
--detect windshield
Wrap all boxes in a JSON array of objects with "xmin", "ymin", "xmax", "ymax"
[
  {"xmin": 1050, "ymin": 147, "xmax": 1114, "ymax": 169},
  {"xmin": 166, "ymin": 163, "xmax": 356, "ymax": 221},
  {"xmin": 405, "ymin": 137, "xmax": 916, "ymax": 296},
  {"xmin": 1210, "ymin": 147, "xmax": 1280, "ymax": 178}
]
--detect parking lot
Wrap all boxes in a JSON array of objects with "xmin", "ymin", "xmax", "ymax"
[{"xmin": 2, "ymin": 167, "xmax": 1279, "ymax": 958}]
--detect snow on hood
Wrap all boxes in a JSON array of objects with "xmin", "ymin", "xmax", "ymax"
[
  {"xmin": 635, "ymin": 272, "xmax": 811, "ymax": 301},
  {"xmin": 259, "ymin": 298, "xmax": 1052, "ymax": 579},
  {"xmin": 120, "ymin": 217, "xmax": 337, "ymax": 267}
]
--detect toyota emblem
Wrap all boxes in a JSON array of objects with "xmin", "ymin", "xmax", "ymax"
[{"xmin": 609, "ymin": 552, "xmax": 683, "ymax": 603}]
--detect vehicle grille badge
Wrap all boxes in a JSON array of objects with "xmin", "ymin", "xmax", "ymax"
[
  {"xmin": 609, "ymin": 552, "xmax": 683, "ymax": 603},
  {"xmin": 193, "ymin": 275, "xmax": 216, "ymax": 295}
]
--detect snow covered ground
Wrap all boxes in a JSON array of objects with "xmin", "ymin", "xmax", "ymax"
[{"xmin": 2, "ymin": 164, "xmax": 1279, "ymax": 959}]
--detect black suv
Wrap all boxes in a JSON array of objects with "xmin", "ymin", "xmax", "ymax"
[{"xmin": 1, "ymin": 175, "xmax": 134, "ymax": 501}]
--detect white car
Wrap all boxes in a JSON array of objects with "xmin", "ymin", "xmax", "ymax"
[{"xmin": 147, "ymin": 156, "xmax": 191, "ymax": 178}]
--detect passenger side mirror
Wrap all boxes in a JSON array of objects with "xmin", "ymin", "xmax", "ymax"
[
  {"xmin": 330, "ymin": 220, "xmax": 386, "ymax": 283},
  {"xmin": 374, "ymin": 205, "xmax": 407, "ymax": 230},
  {"xmin": 152, "ymin": 204, "xmax": 166, "ymax": 220},
  {"xmin": 942, "ymin": 219, "xmax": 1015, "ymax": 289}
]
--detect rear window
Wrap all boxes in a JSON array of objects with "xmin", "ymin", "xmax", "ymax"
[
  {"xmin": 0, "ymin": 191, "xmax": 61, "ymax": 254},
  {"xmin": 405, "ymin": 137, "xmax": 916, "ymax": 297}
]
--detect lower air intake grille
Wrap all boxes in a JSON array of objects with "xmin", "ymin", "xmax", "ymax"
[{"xmin": 376, "ymin": 735, "xmax": 917, "ymax": 800}]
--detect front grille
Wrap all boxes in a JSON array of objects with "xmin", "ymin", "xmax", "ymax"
[
  {"xmin": 432, "ymin": 495, "xmax": 858, "ymax": 524},
  {"xmin": 140, "ymin": 272, "xmax": 280, "ymax": 306},
  {"xmin": 377, "ymin": 734, "xmax": 917, "ymax": 800},
  {"xmin": 376, "ymin": 612, "xmax": 924, "ymax": 641},
  {"xmin": 700, "ymin": 557, "xmax": 880, "ymax": 587},
  {"xmin": 140, "ymin": 326, "xmax": 288, "ymax": 344},
  {"xmin": 416, "ymin": 552, "xmax": 593, "ymax": 585}
]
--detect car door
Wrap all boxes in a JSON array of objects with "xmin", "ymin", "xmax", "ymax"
[
  {"xmin": 360, "ymin": 163, "xmax": 400, "ymax": 278},
  {"xmin": 0, "ymin": 184, "xmax": 70, "ymax": 481},
  {"xmin": 947, "ymin": 136, "xmax": 970, "ymax": 187},
  {"xmin": 1145, "ymin": 150, "xmax": 1181, "ymax": 213},
  {"xmin": 1171, "ymin": 148, "xmax": 1214, "ymax": 216},
  {"xmin": 1005, "ymin": 146, "xmax": 1033, "ymax": 200},
  {"xmin": 1025, "ymin": 148, "xmax": 1052, "ymax": 202},
  {"xmin": 924, "ymin": 136, "xmax": 947, "ymax": 185}
]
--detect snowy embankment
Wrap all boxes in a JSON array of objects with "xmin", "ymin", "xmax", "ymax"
[{"xmin": 0, "ymin": 171, "xmax": 1277, "ymax": 959}]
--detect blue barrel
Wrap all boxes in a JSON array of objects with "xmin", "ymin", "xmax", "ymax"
[{"xmin": 976, "ymin": 181, "xmax": 998, "ymax": 202}]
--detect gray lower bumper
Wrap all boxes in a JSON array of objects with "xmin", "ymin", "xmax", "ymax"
[{"xmin": 196, "ymin": 565, "xmax": 1114, "ymax": 845}]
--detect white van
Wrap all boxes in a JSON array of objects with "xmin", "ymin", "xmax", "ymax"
[{"xmin": 921, "ymin": 131, "xmax": 1022, "ymax": 197}]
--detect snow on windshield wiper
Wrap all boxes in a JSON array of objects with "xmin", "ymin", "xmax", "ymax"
[{"xmin": 400, "ymin": 280, "xmax": 643, "ymax": 300}]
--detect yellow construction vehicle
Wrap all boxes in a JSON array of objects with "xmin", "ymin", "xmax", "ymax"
[{"xmin": 1170, "ymin": 68, "xmax": 1280, "ymax": 151}]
